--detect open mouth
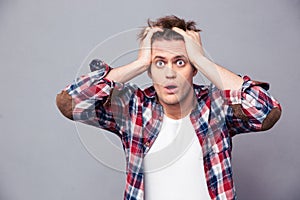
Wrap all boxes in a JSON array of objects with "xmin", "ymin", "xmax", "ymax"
[
  {"xmin": 164, "ymin": 84, "xmax": 178, "ymax": 93},
  {"xmin": 165, "ymin": 85, "xmax": 177, "ymax": 89}
]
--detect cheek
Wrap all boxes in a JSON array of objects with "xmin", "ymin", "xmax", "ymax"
[
  {"xmin": 150, "ymin": 67, "xmax": 164, "ymax": 82},
  {"xmin": 177, "ymin": 70, "xmax": 194, "ymax": 82}
]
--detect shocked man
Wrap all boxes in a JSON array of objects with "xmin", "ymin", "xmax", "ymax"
[{"xmin": 56, "ymin": 15, "xmax": 281, "ymax": 200}]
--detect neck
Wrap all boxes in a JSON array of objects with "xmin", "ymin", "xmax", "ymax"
[{"xmin": 161, "ymin": 94, "xmax": 196, "ymax": 120}]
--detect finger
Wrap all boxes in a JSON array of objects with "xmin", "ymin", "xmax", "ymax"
[
  {"xmin": 148, "ymin": 26, "xmax": 164, "ymax": 35},
  {"xmin": 186, "ymin": 30, "xmax": 197, "ymax": 40},
  {"xmin": 192, "ymin": 31, "xmax": 202, "ymax": 45},
  {"xmin": 186, "ymin": 30, "xmax": 203, "ymax": 45},
  {"xmin": 172, "ymin": 27, "xmax": 197, "ymax": 43},
  {"xmin": 143, "ymin": 27, "xmax": 163, "ymax": 41},
  {"xmin": 152, "ymin": 26, "xmax": 164, "ymax": 31},
  {"xmin": 142, "ymin": 27, "xmax": 151, "ymax": 37},
  {"xmin": 198, "ymin": 33, "xmax": 202, "ymax": 45},
  {"xmin": 172, "ymin": 27, "xmax": 188, "ymax": 37}
]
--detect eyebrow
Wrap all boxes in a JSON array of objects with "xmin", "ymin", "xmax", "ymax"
[
  {"xmin": 173, "ymin": 55, "xmax": 187, "ymax": 60},
  {"xmin": 152, "ymin": 55, "xmax": 187, "ymax": 60},
  {"xmin": 153, "ymin": 56, "xmax": 166, "ymax": 60}
]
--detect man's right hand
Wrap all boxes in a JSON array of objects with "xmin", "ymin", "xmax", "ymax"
[
  {"xmin": 137, "ymin": 27, "xmax": 163, "ymax": 68},
  {"xmin": 105, "ymin": 27, "xmax": 162, "ymax": 83}
]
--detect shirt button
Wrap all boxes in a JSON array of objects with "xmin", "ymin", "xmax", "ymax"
[
  {"xmin": 158, "ymin": 116, "xmax": 163, "ymax": 121},
  {"xmin": 145, "ymin": 141, "xmax": 150, "ymax": 147}
]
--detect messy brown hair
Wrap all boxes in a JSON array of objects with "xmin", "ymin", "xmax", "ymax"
[{"xmin": 138, "ymin": 15, "xmax": 201, "ymax": 43}]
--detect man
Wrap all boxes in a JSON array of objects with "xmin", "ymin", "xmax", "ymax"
[{"xmin": 56, "ymin": 15, "xmax": 281, "ymax": 200}]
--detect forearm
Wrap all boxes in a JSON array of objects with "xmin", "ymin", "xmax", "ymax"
[
  {"xmin": 105, "ymin": 60, "xmax": 149, "ymax": 83},
  {"xmin": 106, "ymin": 27, "xmax": 163, "ymax": 83},
  {"xmin": 171, "ymin": 27, "xmax": 243, "ymax": 90},
  {"xmin": 196, "ymin": 57, "xmax": 282, "ymax": 131},
  {"xmin": 194, "ymin": 56, "xmax": 244, "ymax": 90}
]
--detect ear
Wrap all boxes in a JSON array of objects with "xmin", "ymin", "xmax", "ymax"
[
  {"xmin": 147, "ymin": 67, "xmax": 152, "ymax": 78},
  {"xmin": 192, "ymin": 68, "xmax": 198, "ymax": 77}
]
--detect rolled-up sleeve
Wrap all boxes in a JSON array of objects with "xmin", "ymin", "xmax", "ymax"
[
  {"xmin": 222, "ymin": 76, "xmax": 281, "ymax": 135},
  {"xmin": 61, "ymin": 59, "xmax": 137, "ymax": 137}
]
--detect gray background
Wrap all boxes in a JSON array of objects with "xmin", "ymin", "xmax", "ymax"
[{"xmin": 0, "ymin": 0, "xmax": 299, "ymax": 199}]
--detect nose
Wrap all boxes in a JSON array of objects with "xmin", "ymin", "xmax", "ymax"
[{"xmin": 165, "ymin": 63, "xmax": 176, "ymax": 79}]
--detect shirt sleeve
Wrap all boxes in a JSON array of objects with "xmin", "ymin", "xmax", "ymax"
[
  {"xmin": 64, "ymin": 59, "xmax": 137, "ymax": 137},
  {"xmin": 221, "ymin": 76, "xmax": 281, "ymax": 136}
]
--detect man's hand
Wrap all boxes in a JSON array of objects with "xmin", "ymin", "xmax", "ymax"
[
  {"xmin": 105, "ymin": 27, "xmax": 162, "ymax": 83},
  {"xmin": 137, "ymin": 27, "xmax": 163, "ymax": 68},
  {"xmin": 172, "ymin": 27, "xmax": 205, "ymax": 66},
  {"xmin": 172, "ymin": 27, "xmax": 243, "ymax": 90}
]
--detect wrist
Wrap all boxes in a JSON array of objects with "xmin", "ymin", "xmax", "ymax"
[
  {"xmin": 134, "ymin": 59, "xmax": 150, "ymax": 71},
  {"xmin": 193, "ymin": 55, "xmax": 211, "ymax": 70}
]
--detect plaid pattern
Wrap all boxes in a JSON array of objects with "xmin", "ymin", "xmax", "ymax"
[{"xmin": 65, "ymin": 59, "xmax": 281, "ymax": 200}]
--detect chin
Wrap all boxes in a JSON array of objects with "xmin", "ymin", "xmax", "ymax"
[{"xmin": 160, "ymin": 97, "xmax": 181, "ymax": 106}]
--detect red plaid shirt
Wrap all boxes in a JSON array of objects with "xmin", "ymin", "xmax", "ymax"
[{"xmin": 64, "ymin": 59, "xmax": 281, "ymax": 200}]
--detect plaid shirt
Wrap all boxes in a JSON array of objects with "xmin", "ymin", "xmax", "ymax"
[{"xmin": 65, "ymin": 59, "xmax": 281, "ymax": 200}]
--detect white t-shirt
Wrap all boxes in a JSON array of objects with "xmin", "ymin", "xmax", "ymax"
[{"xmin": 144, "ymin": 114, "xmax": 211, "ymax": 200}]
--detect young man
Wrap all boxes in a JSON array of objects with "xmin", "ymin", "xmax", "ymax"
[{"xmin": 56, "ymin": 16, "xmax": 281, "ymax": 200}]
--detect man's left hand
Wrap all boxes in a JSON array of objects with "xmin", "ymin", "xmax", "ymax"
[{"xmin": 172, "ymin": 27, "xmax": 205, "ymax": 66}]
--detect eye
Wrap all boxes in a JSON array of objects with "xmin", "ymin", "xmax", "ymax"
[
  {"xmin": 176, "ymin": 59, "xmax": 185, "ymax": 67},
  {"xmin": 155, "ymin": 60, "xmax": 165, "ymax": 68}
]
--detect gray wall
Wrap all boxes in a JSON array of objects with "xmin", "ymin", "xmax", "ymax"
[{"xmin": 0, "ymin": 0, "xmax": 299, "ymax": 199}]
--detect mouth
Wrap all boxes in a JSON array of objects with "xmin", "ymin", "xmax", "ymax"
[
  {"xmin": 165, "ymin": 85, "xmax": 177, "ymax": 89},
  {"xmin": 164, "ymin": 84, "xmax": 178, "ymax": 93}
]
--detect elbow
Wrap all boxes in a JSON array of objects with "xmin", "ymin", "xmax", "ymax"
[
  {"xmin": 56, "ymin": 90, "xmax": 74, "ymax": 120},
  {"xmin": 261, "ymin": 107, "xmax": 282, "ymax": 131}
]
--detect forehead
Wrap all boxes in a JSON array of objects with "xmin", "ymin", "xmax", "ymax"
[{"xmin": 151, "ymin": 40, "xmax": 187, "ymax": 58}]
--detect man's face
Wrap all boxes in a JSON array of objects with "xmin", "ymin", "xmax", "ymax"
[{"xmin": 150, "ymin": 39, "xmax": 197, "ymax": 108}]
